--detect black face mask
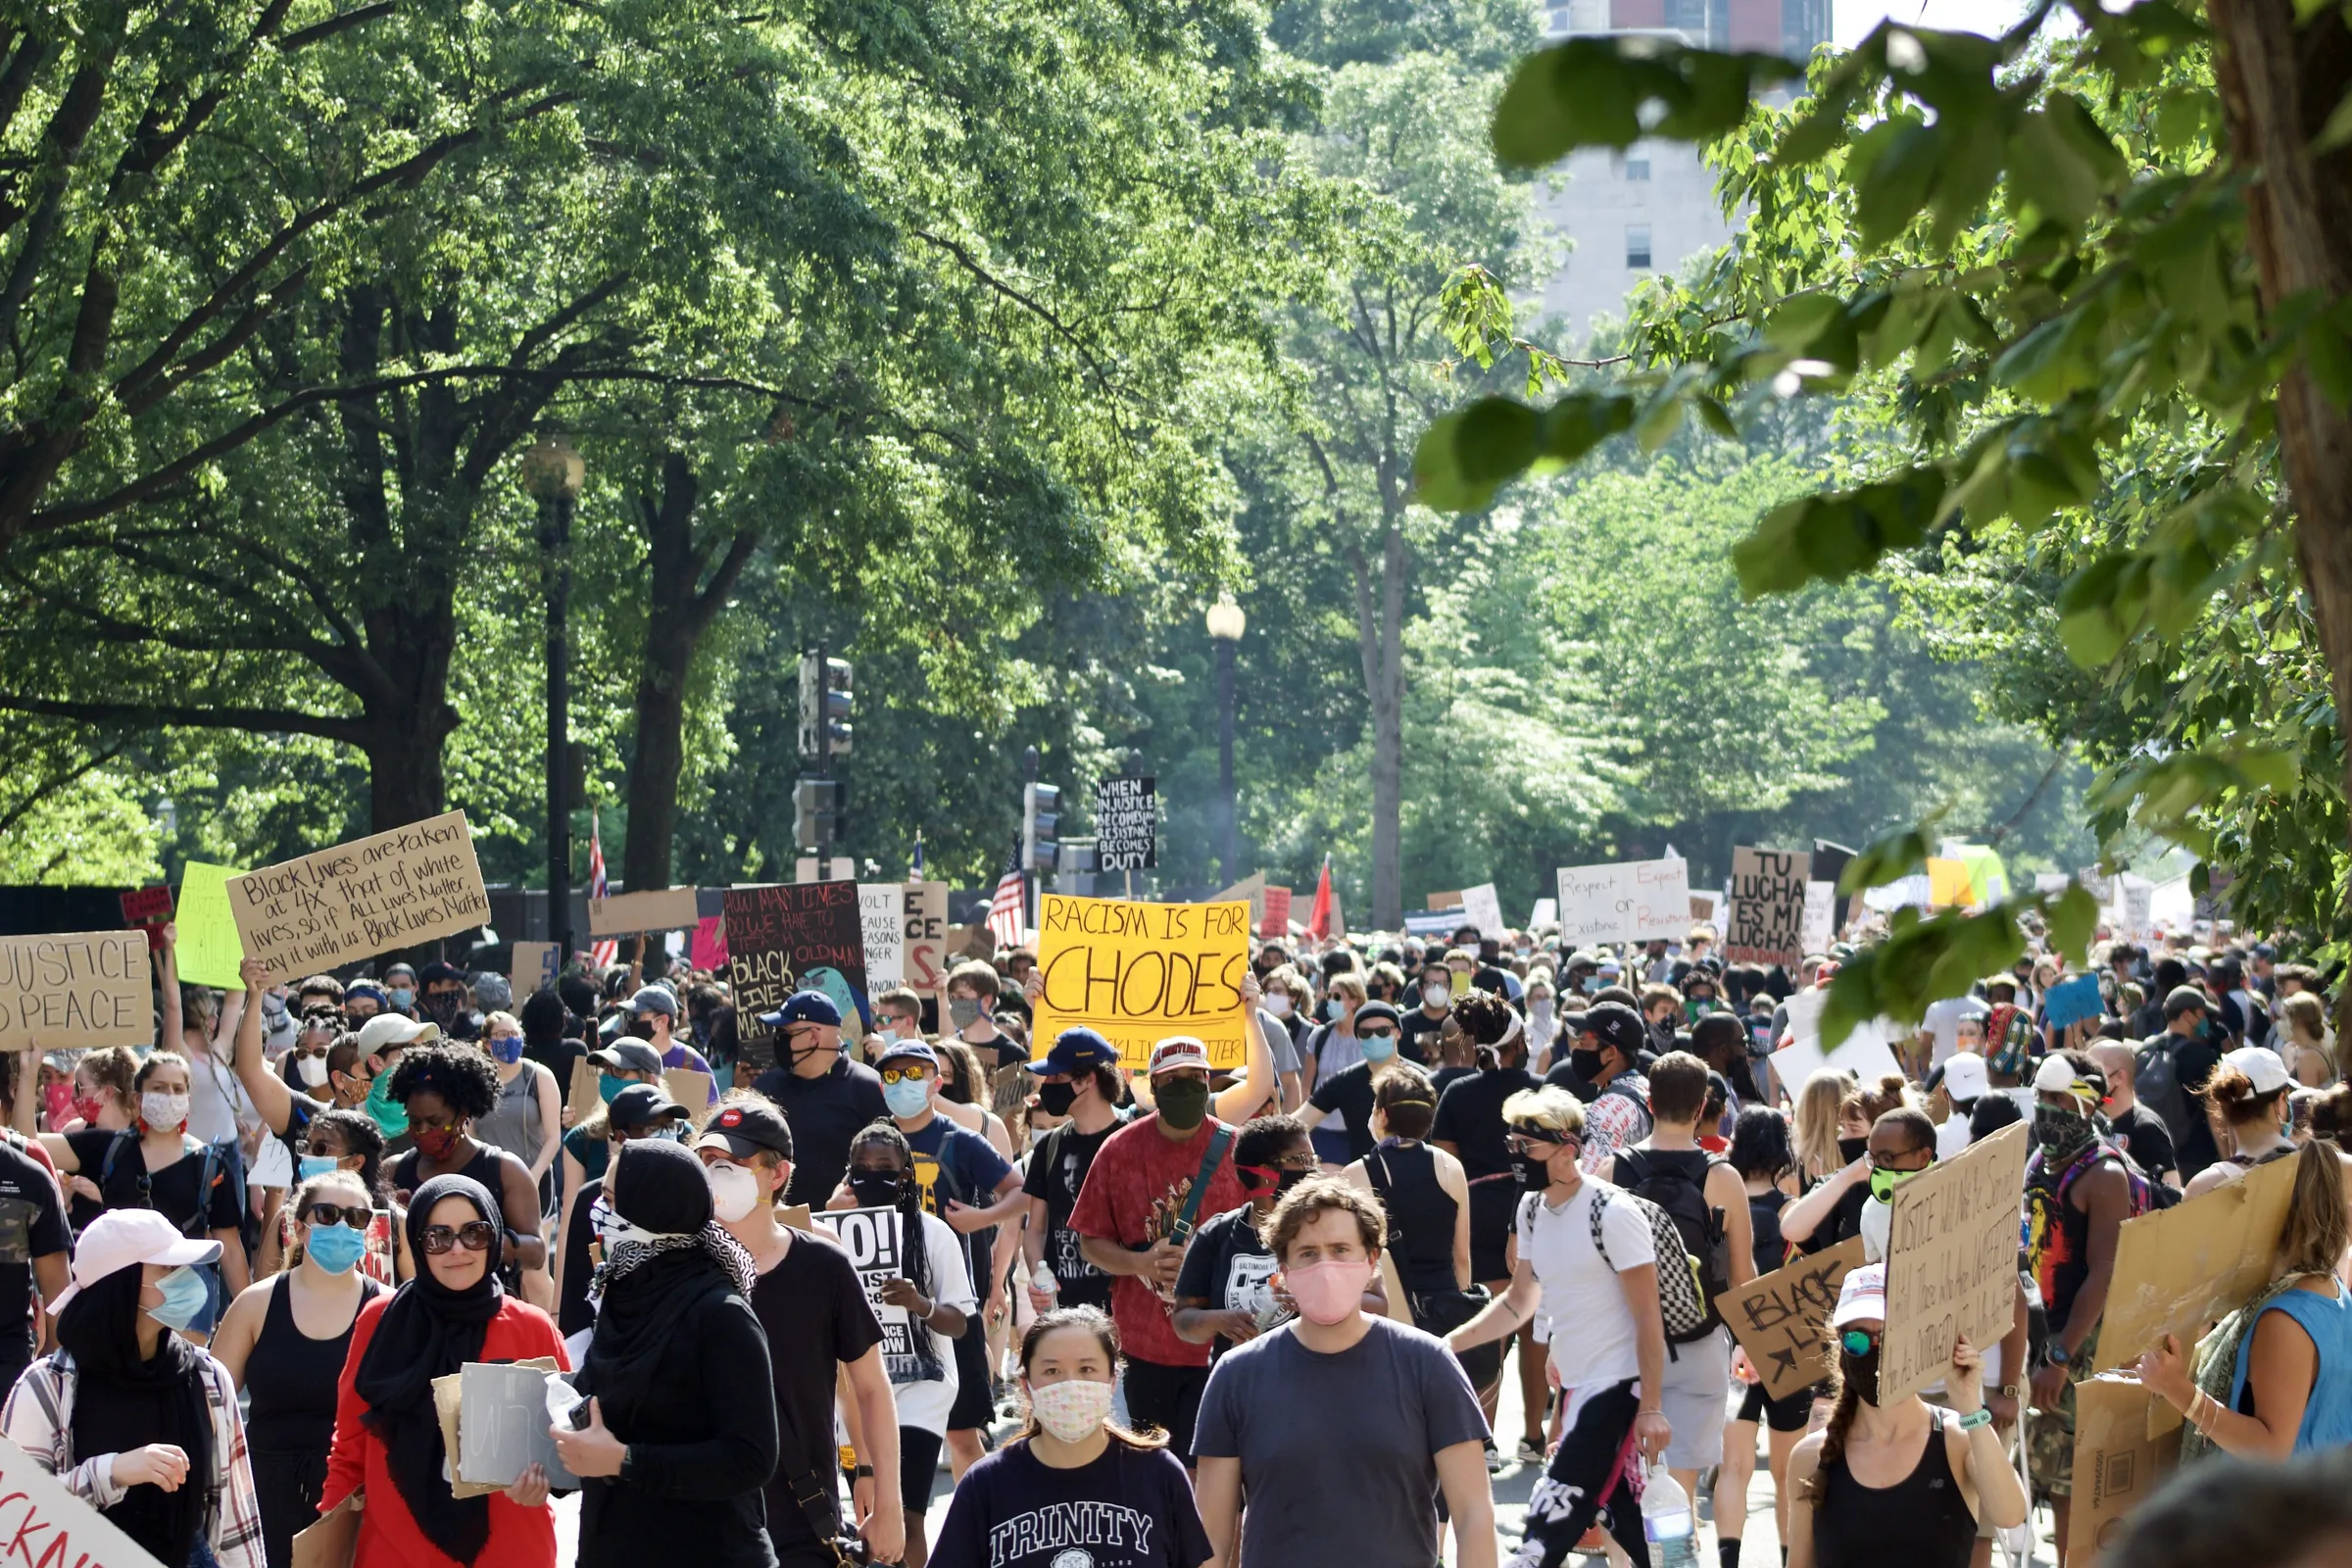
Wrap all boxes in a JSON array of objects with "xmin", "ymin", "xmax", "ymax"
[
  {"xmin": 1511, "ymin": 1152, "xmax": 1553, "ymax": 1192},
  {"xmin": 1569, "ymin": 1049, "xmax": 1605, "ymax": 1083},
  {"xmin": 849, "ymin": 1170, "xmax": 908, "ymax": 1209},
  {"xmin": 1035, "ymin": 1080, "xmax": 1079, "ymax": 1117},
  {"xmin": 1839, "ymin": 1340, "xmax": 1882, "ymax": 1405},
  {"xmin": 1838, "ymin": 1135, "xmax": 1870, "ymax": 1164}
]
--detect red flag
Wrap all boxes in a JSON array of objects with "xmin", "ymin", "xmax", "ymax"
[{"xmin": 1306, "ymin": 857, "xmax": 1334, "ymax": 940}]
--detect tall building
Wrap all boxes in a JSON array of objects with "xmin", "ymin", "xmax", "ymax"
[{"xmin": 1527, "ymin": 0, "xmax": 1830, "ymax": 346}]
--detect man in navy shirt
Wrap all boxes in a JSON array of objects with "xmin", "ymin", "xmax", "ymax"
[{"xmin": 751, "ymin": 991, "xmax": 888, "ymax": 1208}]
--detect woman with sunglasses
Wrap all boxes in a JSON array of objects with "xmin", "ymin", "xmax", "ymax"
[
  {"xmin": 322, "ymin": 1173, "xmax": 565, "ymax": 1568},
  {"xmin": 1787, "ymin": 1264, "xmax": 2027, "ymax": 1568},
  {"xmin": 213, "ymin": 1171, "xmax": 390, "ymax": 1568}
]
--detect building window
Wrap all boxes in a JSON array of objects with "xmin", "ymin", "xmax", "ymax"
[
  {"xmin": 1625, "ymin": 157, "xmax": 1650, "ymax": 181},
  {"xmin": 1626, "ymin": 224, "xmax": 1652, "ymax": 270}
]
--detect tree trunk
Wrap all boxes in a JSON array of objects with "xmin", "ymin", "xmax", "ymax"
[
  {"xmin": 1348, "ymin": 519, "xmax": 1408, "ymax": 930},
  {"xmin": 364, "ymin": 698, "xmax": 456, "ymax": 831},
  {"xmin": 2210, "ymin": 0, "xmax": 2352, "ymax": 919}
]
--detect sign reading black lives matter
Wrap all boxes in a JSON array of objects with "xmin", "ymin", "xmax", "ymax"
[
  {"xmin": 1726, "ymin": 846, "xmax": 1811, "ymax": 967},
  {"xmin": 721, "ymin": 881, "xmax": 865, "ymax": 1048},
  {"xmin": 228, "ymin": 812, "xmax": 491, "ymax": 981},
  {"xmin": 1094, "ymin": 775, "xmax": 1157, "ymax": 871},
  {"xmin": 813, "ymin": 1207, "xmax": 916, "ymax": 1369}
]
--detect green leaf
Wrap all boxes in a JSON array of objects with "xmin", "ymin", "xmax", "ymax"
[
  {"xmin": 1851, "ymin": 118, "xmax": 1942, "ymax": 250},
  {"xmin": 1412, "ymin": 411, "xmax": 1499, "ymax": 514},
  {"xmin": 2008, "ymin": 109, "xmax": 2101, "ymax": 226},
  {"xmin": 2045, "ymin": 885, "xmax": 2098, "ymax": 964},
  {"xmin": 1540, "ymin": 393, "xmax": 1638, "ymax": 466},
  {"xmin": 1451, "ymin": 397, "xmax": 1544, "ymax": 485}
]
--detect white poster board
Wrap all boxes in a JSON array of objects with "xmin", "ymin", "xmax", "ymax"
[
  {"xmin": 1770, "ymin": 987, "xmax": 1906, "ymax": 1096},
  {"xmin": 1461, "ymin": 883, "xmax": 1505, "ymax": 941},
  {"xmin": 0, "ymin": 1430, "xmax": 169, "ymax": 1567},
  {"xmin": 812, "ymin": 1206, "xmax": 917, "ymax": 1373},
  {"xmin": 858, "ymin": 884, "xmax": 906, "ymax": 987},
  {"xmin": 1554, "ymin": 859, "xmax": 1692, "ymax": 946},
  {"xmin": 1801, "ymin": 880, "xmax": 1838, "ymax": 956}
]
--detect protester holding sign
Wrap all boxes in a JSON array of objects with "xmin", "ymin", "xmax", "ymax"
[{"xmin": 1, "ymin": 1209, "xmax": 266, "ymax": 1567}]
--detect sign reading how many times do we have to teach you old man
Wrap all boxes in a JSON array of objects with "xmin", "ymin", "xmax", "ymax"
[
  {"xmin": 1880, "ymin": 1119, "xmax": 2031, "ymax": 1405},
  {"xmin": 228, "ymin": 811, "xmax": 491, "ymax": 982},
  {"xmin": 1032, "ymin": 895, "xmax": 1251, "ymax": 1070}
]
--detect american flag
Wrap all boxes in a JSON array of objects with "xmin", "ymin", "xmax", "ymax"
[
  {"xmin": 987, "ymin": 834, "xmax": 1026, "ymax": 947},
  {"xmin": 587, "ymin": 808, "xmax": 617, "ymax": 967}
]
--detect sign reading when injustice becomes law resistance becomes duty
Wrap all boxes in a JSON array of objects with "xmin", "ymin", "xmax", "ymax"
[
  {"xmin": 1032, "ymin": 896, "xmax": 1251, "ymax": 1070},
  {"xmin": 229, "ymin": 812, "xmax": 491, "ymax": 981}
]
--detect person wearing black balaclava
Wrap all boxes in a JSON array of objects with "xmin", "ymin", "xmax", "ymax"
[
  {"xmin": 321, "ymin": 1172, "xmax": 566, "ymax": 1568},
  {"xmin": 552, "ymin": 1138, "xmax": 779, "ymax": 1568}
]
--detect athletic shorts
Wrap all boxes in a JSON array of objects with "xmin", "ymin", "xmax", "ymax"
[
  {"xmin": 948, "ymin": 1323, "xmax": 994, "ymax": 1431},
  {"xmin": 1736, "ymin": 1379, "xmax": 1815, "ymax": 1433},
  {"xmin": 1505, "ymin": 1378, "xmax": 1649, "ymax": 1568},
  {"xmin": 1122, "ymin": 1356, "xmax": 1210, "ymax": 1465},
  {"xmin": 2029, "ymin": 1328, "xmax": 2098, "ymax": 1496},
  {"xmin": 1657, "ymin": 1326, "xmax": 1729, "ymax": 1470},
  {"xmin": 896, "ymin": 1426, "xmax": 944, "ymax": 1512}
]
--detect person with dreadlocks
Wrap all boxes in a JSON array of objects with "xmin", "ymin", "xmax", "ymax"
[
  {"xmin": 549, "ymin": 1139, "xmax": 778, "ymax": 1568},
  {"xmin": 1784, "ymin": 1263, "xmax": 2027, "ymax": 1568},
  {"xmin": 829, "ymin": 1118, "xmax": 975, "ymax": 1568}
]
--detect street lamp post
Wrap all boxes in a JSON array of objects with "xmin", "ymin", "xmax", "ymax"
[
  {"xmin": 1206, "ymin": 599, "xmax": 1246, "ymax": 882},
  {"xmin": 522, "ymin": 437, "xmax": 585, "ymax": 958}
]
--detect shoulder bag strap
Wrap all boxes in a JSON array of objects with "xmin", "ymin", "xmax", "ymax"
[{"xmin": 1167, "ymin": 1124, "xmax": 1237, "ymax": 1243}]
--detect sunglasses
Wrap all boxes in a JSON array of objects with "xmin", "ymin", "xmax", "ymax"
[
  {"xmin": 305, "ymin": 1202, "xmax": 372, "ymax": 1231},
  {"xmin": 1839, "ymin": 1327, "xmax": 1882, "ymax": 1356},
  {"xmin": 879, "ymin": 1066, "xmax": 931, "ymax": 1085},
  {"xmin": 418, "ymin": 1220, "xmax": 499, "ymax": 1255},
  {"xmin": 1357, "ymin": 1027, "xmax": 1396, "ymax": 1041}
]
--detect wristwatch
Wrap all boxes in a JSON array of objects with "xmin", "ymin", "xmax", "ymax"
[{"xmin": 2046, "ymin": 1342, "xmax": 2071, "ymax": 1367}]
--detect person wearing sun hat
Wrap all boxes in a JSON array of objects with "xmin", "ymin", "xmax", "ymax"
[{"xmin": 0, "ymin": 1208, "xmax": 266, "ymax": 1567}]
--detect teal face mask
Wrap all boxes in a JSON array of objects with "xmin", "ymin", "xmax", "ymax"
[
  {"xmin": 600, "ymin": 1074, "xmax": 626, "ymax": 1105},
  {"xmin": 365, "ymin": 1072, "xmax": 407, "ymax": 1138},
  {"xmin": 305, "ymin": 1223, "xmax": 368, "ymax": 1275},
  {"xmin": 146, "ymin": 1266, "xmax": 209, "ymax": 1331},
  {"xmin": 298, "ymin": 1154, "xmax": 339, "ymax": 1182},
  {"xmin": 1359, "ymin": 1032, "xmax": 1397, "ymax": 1064}
]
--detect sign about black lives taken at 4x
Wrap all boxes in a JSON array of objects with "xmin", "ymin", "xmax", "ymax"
[
  {"xmin": 228, "ymin": 812, "xmax": 491, "ymax": 981},
  {"xmin": 723, "ymin": 881, "xmax": 865, "ymax": 1044}
]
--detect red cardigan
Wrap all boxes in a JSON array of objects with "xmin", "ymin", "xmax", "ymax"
[{"xmin": 321, "ymin": 1294, "xmax": 569, "ymax": 1568}]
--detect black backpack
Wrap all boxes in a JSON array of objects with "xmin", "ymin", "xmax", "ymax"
[
  {"xmin": 1612, "ymin": 1146, "xmax": 1730, "ymax": 1342},
  {"xmin": 2134, "ymin": 1033, "xmax": 2196, "ymax": 1155}
]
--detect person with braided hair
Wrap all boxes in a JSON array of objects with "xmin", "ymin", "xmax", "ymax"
[
  {"xmin": 1785, "ymin": 1264, "xmax": 2026, "ymax": 1568},
  {"xmin": 383, "ymin": 1044, "xmax": 546, "ymax": 1290}
]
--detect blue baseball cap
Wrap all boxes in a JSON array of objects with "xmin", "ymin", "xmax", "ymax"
[
  {"xmin": 1029, "ymin": 1027, "xmax": 1119, "ymax": 1077},
  {"xmin": 876, "ymin": 1038, "xmax": 939, "ymax": 1069},
  {"xmin": 756, "ymin": 990, "xmax": 842, "ymax": 1030}
]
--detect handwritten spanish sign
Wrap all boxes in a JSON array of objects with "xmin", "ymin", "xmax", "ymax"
[
  {"xmin": 0, "ymin": 1430, "xmax": 169, "ymax": 1567},
  {"xmin": 1880, "ymin": 1119, "xmax": 2029, "ymax": 1405},
  {"xmin": 1555, "ymin": 859, "xmax": 1692, "ymax": 946},
  {"xmin": 722, "ymin": 881, "xmax": 866, "ymax": 1049},
  {"xmin": 1727, "ymin": 847, "xmax": 1811, "ymax": 967},
  {"xmin": 0, "ymin": 932, "xmax": 150, "ymax": 1051},
  {"xmin": 227, "ymin": 813, "xmax": 490, "ymax": 981},
  {"xmin": 812, "ymin": 1206, "xmax": 916, "ymax": 1372},
  {"xmin": 1095, "ymin": 776, "xmax": 1157, "ymax": 872},
  {"xmin": 1032, "ymin": 895, "xmax": 1251, "ymax": 1069},
  {"xmin": 1725, "ymin": 1237, "xmax": 1866, "ymax": 1400}
]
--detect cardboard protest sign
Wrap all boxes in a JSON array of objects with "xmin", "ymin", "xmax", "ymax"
[
  {"xmin": 1555, "ymin": 859, "xmax": 1692, "ymax": 946},
  {"xmin": 1725, "ymin": 1237, "xmax": 1867, "ymax": 1400},
  {"xmin": 902, "ymin": 881, "xmax": 950, "ymax": 990},
  {"xmin": 457, "ymin": 1359, "xmax": 578, "ymax": 1489},
  {"xmin": 1880, "ymin": 1120, "xmax": 2029, "ymax": 1404},
  {"xmin": 812, "ymin": 1206, "xmax": 918, "ymax": 1372},
  {"xmin": 173, "ymin": 860, "xmax": 249, "ymax": 989},
  {"xmin": 510, "ymin": 940, "xmax": 558, "ymax": 1000},
  {"xmin": 662, "ymin": 1067, "xmax": 713, "ymax": 1117},
  {"xmin": 1461, "ymin": 883, "xmax": 1504, "ymax": 941},
  {"xmin": 2068, "ymin": 1376, "xmax": 2179, "ymax": 1565},
  {"xmin": 1727, "ymin": 848, "xmax": 1810, "ymax": 966},
  {"xmin": 293, "ymin": 1490, "xmax": 362, "ymax": 1568},
  {"xmin": 1094, "ymin": 776, "xmax": 1157, "ymax": 871},
  {"xmin": 859, "ymin": 883, "xmax": 905, "ymax": 987},
  {"xmin": 1211, "ymin": 872, "xmax": 1267, "ymax": 923},
  {"xmin": 588, "ymin": 886, "xmax": 699, "ymax": 937},
  {"xmin": 2120, "ymin": 876, "xmax": 2154, "ymax": 940},
  {"xmin": 228, "ymin": 812, "xmax": 490, "ymax": 981},
  {"xmin": 1260, "ymin": 886, "xmax": 1293, "ymax": 938},
  {"xmin": 564, "ymin": 1051, "xmax": 606, "ymax": 1126},
  {"xmin": 1688, "ymin": 889, "xmax": 1720, "ymax": 928},
  {"xmin": 1032, "ymin": 895, "xmax": 1251, "ymax": 1069},
  {"xmin": 119, "ymin": 886, "xmax": 172, "ymax": 952},
  {"xmin": 2092, "ymin": 1150, "xmax": 2301, "ymax": 1371},
  {"xmin": 2043, "ymin": 972, "xmax": 2105, "ymax": 1031},
  {"xmin": 721, "ymin": 881, "xmax": 866, "ymax": 1048},
  {"xmin": 0, "ymin": 931, "xmax": 150, "ymax": 1051},
  {"xmin": 0, "ymin": 1430, "xmax": 171, "ymax": 1567},
  {"xmin": 1801, "ymin": 880, "xmax": 1838, "ymax": 955},
  {"xmin": 1426, "ymin": 890, "xmax": 1464, "ymax": 911}
]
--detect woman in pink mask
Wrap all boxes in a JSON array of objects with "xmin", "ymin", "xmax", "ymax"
[{"xmin": 1192, "ymin": 1178, "xmax": 1498, "ymax": 1568}]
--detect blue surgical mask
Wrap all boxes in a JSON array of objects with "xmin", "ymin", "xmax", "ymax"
[
  {"xmin": 883, "ymin": 1077, "xmax": 932, "ymax": 1119},
  {"xmin": 486, "ymin": 1035, "xmax": 523, "ymax": 1065},
  {"xmin": 306, "ymin": 1223, "xmax": 368, "ymax": 1275},
  {"xmin": 1360, "ymin": 1033, "xmax": 1397, "ymax": 1064},
  {"xmin": 387, "ymin": 987, "xmax": 415, "ymax": 1010},
  {"xmin": 298, "ymin": 1154, "xmax": 340, "ymax": 1182},
  {"xmin": 146, "ymin": 1266, "xmax": 209, "ymax": 1331}
]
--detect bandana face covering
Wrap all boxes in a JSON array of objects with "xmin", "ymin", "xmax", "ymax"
[{"xmin": 2034, "ymin": 1103, "xmax": 2096, "ymax": 1162}]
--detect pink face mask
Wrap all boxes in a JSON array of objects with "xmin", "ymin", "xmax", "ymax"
[{"xmin": 1282, "ymin": 1259, "xmax": 1375, "ymax": 1325}]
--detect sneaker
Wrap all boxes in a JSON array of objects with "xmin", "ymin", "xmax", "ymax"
[
  {"xmin": 1485, "ymin": 1440, "xmax": 1504, "ymax": 1475},
  {"xmin": 1515, "ymin": 1439, "xmax": 1546, "ymax": 1466}
]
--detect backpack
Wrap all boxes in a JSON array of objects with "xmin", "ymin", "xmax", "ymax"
[
  {"xmin": 98, "ymin": 1130, "xmax": 237, "ymax": 1239},
  {"xmin": 1612, "ymin": 1148, "xmax": 1731, "ymax": 1340},
  {"xmin": 2134, "ymin": 1034, "xmax": 2196, "ymax": 1156},
  {"xmin": 1585, "ymin": 1181, "xmax": 1714, "ymax": 1348}
]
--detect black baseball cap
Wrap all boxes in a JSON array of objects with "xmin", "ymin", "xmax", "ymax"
[
  {"xmin": 1586, "ymin": 1001, "xmax": 1646, "ymax": 1059},
  {"xmin": 695, "ymin": 1099, "xmax": 794, "ymax": 1161},
  {"xmin": 608, "ymin": 1082, "xmax": 690, "ymax": 1129}
]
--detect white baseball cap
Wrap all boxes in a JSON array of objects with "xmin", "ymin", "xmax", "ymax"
[
  {"xmin": 51, "ymin": 1209, "xmax": 221, "ymax": 1315},
  {"xmin": 2223, "ymin": 1044, "xmax": 2292, "ymax": 1098},
  {"xmin": 356, "ymin": 1013, "xmax": 440, "ymax": 1057},
  {"xmin": 1831, "ymin": 1262, "xmax": 1886, "ymax": 1328},
  {"xmin": 1940, "ymin": 1052, "xmax": 1989, "ymax": 1104},
  {"xmin": 1147, "ymin": 1036, "xmax": 1211, "ymax": 1077}
]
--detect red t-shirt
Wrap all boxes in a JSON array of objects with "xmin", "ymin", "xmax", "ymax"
[{"xmin": 1066, "ymin": 1113, "xmax": 1247, "ymax": 1368}]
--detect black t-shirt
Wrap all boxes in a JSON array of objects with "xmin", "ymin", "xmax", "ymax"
[
  {"xmin": 1172, "ymin": 1203, "xmax": 1283, "ymax": 1358},
  {"xmin": 930, "ymin": 1440, "xmax": 1211, "ymax": 1568},
  {"xmin": 751, "ymin": 1229, "xmax": 886, "ymax": 1549},
  {"xmin": 2113, "ymin": 1102, "xmax": 2179, "ymax": 1186},
  {"xmin": 1798, "ymin": 1177, "xmax": 1872, "ymax": 1255},
  {"xmin": 751, "ymin": 1054, "xmax": 890, "ymax": 1208},
  {"xmin": 523, "ymin": 1037, "xmax": 589, "ymax": 1104},
  {"xmin": 1308, "ymin": 1060, "xmax": 1380, "ymax": 1163},
  {"xmin": 1022, "ymin": 1121, "xmax": 1118, "ymax": 1312},
  {"xmin": 1431, "ymin": 1068, "xmax": 1538, "ymax": 1182},
  {"xmin": 1544, "ymin": 1056, "xmax": 1599, "ymax": 1102},
  {"xmin": 63, "ymin": 1130, "xmax": 241, "ymax": 1239},
  {"xmin": 2167, "ymin": 1035, "xmax": 2225, "ymax": 1178},
  {"xmin": 1398, "ymin": 1009, "xmax": 1447, "ymax": 1066},
  {"xmin": 0, "ymin": 1140, "xmax": 67, "ymax": 1368}
]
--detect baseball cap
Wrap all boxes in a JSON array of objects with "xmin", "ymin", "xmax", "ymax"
[
  {"xmin": 1831, "ymin": 1262, "xmax": 1886, "ymax": 1328},
  {"xmin": 418, "ymin": 959, "xmax": 466, "ymax": 988},
  {"xmin": 356, "ymin": 1013, "xmax": 439, "ymax": 1056},
  {"xmin": 587, "ymin": 1040, "xmax": 664, "ymax": 1076},
  {"xmin": 472, "ymin": 974, "xmax": 513, "ymax": 1012},
  {"xmin": 876, "ymin": 1039, "xmax": 939, "ymax": 1070},
  {"xmin": 2223, "ymin": 1044, "xmax": 2292, "ymax": 1097},
  {"xmin": 623, "ymin": 984, "xmax": 680, "ymax": 1018},
  {"xmin": 608, "ymin": 1082, "xmax": 690, "ymax": 1129},
  {"xmin": 1941, "ymin": 1052, "xmax": 1989, "ymax": 1104},
  {"xmin": 696, "ymin": 1100, "xmax": 795, "ymax": 1161},
  {"xmin": 1585, "ymin": 1001, "xmax": 1646, "ymax": 1059},
  {"xmin": 2165, "ymin": 985, "xmax": 2212, "ymax": 1020},
  {"xmin": 52, "ymin": 1209, "xmax": 221, "ymax": 1316},
  {"xmin": 756, "ymin": 990, "xmax": 841, "ymax": 1030},
  {"xmin": 1030, "ymin": 1027, "xmax": 1120, "ymax": 1077},
  {"xmin": 1148, "ymin": 1037, "xmax": 1211, "ymax": 1077},
  {"xmin": 2033, "ymin": 1054, "xmax": 2103, "ymax": 1106}
]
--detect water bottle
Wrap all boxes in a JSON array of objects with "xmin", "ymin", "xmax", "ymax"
[
  {"xmin": 1032, "ymin": 1262, "xmax": 1058, "ymax": 1299},
  {"xmin": 1641, "ymin": 1460, "xmax": 1698, "ymax": 1568}
]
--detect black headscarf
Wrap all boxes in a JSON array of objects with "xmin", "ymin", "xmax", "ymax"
[
  {"xmin": 579, "ymin": 1141, "xmax": 756, "ymax": 1431},
  {"xmin": 58, "ymin": 1263, "xmax": 212, "ymax": 1567},
  {"xmin": 353, "ymin": 1173, "xmax": 506, "ymax": 1564}
]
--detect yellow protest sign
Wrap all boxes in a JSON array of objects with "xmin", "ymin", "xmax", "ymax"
[
  {"xmin": 173, "ymin": 861, "xmax": 249, "ymax": 990},
  {"xmin": 1032, "ymin": 895, "xmax": 1251, "ymax": 1069}
]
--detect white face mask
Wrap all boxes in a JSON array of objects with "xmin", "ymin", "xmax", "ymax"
[
  {"xmin": 705, "ymin": 1161, "xmax": 761, "ymax": 1223},
  {"xmin": 1265, "ymin": 994, "xmax": 1293, "ymax": 1019},
  {"xmin": 298, "ymin": 1054, "xmax": 330, "ymax": 1088},
  {"xmin": 1027, "ymin": 1376, "xmax": 1116, "ymax": 1443},
  {"xmin": 141, "ymin": 1091, "xmax": 190, "ymax": 1130},
  {"xmin": 1423, "ymin": 980, "xmax": 1450, "ymax": 1007}
]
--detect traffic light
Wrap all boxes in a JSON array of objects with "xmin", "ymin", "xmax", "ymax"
[
  {"xmin": 798, "ymin": 652, "xmax": 853, "ymax": 760},
  {"xmin": 1023, "ymin": 782, "xmax": 1060, "ymax": 874},
  {"xmin": 794, "ymin": 777, "xmax": 848, "ymax": 849}
]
